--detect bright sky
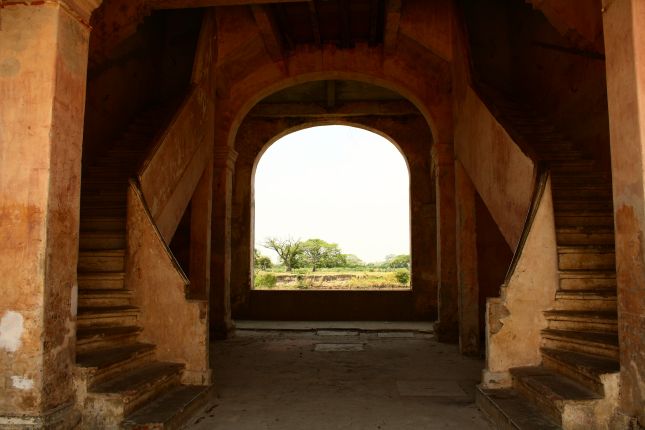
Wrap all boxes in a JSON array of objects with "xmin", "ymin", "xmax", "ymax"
[{"xmin": 254, "ymin": 125, "xmax": 410, "ymax": 263}]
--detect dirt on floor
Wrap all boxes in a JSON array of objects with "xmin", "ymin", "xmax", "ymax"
[{"xmin": 185, "ymin": 325, "xmax": 493, "ymax": 429}]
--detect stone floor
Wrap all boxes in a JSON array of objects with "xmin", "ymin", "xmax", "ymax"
[{"xmin": 185, "ymin": 322, "xmax": 494, "ymax": 429}]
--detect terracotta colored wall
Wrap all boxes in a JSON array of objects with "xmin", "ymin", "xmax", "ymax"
[
  {"xmin": 0, "ymin": 2, "xmax": 91, "ymax": 421},
  {"xmin": 454, "ymin": 87, "xmax": 535, "ymax": 249}
]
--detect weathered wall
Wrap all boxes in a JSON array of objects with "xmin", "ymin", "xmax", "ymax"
[
  {"xmin": 483, "ymin": 177, "xmax": 558, "ymax": 387},
  {"xmin": 230, "ymin": 114, "xmax": 436, "ymax": 321},
  {"xmin": 454, "ymin": 87, "xmax": 535, "ymax": 249},
  {"xmin": 0, "ymin": 1, "xmax": 94, "ymax": 425},
  {"xmin": 462, "ymin": 0, "xmax": 611, "ymax": 172}
]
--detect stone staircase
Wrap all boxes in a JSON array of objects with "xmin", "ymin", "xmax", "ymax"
[
  {"xmin": 476, "ymin": 92, "xmax": 620, "ymax": 429},
  {"xmin": 76, "ymin": 105, "xmax": 211, "ymax": 429}
]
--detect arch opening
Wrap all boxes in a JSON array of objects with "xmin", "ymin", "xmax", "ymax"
[{"xmin": 252, "ymin": 125, "xmax": 411, "ymax": 291}]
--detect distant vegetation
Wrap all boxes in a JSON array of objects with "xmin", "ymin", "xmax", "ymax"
[{"xmin": 254, "ymin": 237, "xmax": 410, "ymax": 290}]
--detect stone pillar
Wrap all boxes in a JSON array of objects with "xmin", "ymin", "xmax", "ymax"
[
  {"xmin": 0, "ymin": 1, "xmax": 99, "ymax": 426},
  {"xmin": 455, "ymin": 161, "xmax": 479, "ymax": 355},
  {"xmin": 210, "ymin": 146, "xmax": 238, "ymax": 339},
  {"xmin": 603, "ymin": 0, "xmax": 645, "ymax": 425},
  {"xmin": 431, "ymin": 144, "xmax": 459, "ymax": 342}
]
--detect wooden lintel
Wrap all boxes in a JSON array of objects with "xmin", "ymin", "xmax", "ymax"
[
  {"xmin": 384, "ymin": 0, "xmax": 401, "ymax": 54},
  {"xmin": 249, "ymin": 100, "xmax": 420, "ymax": 118},
  {"xmin": 149, "ymin": 0, "xmax": 308, "ymax": 10},
  {"xmin": 251, "ymin": 5, "xmax": 284, "ymax": 62}
]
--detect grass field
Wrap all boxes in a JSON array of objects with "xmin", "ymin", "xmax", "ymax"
[{"xmin": 253, "ymin": 269, "xmax": 411, "ymax": 290}]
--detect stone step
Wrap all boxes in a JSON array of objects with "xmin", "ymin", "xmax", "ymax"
[
  {"xmin": 78, "ymin": 289, "xmax": 134, "ymax": 308},
  {"xmin": 553, "ymin": 290, "xmax": 616, "ymax": 311},
  {"xmin": 552, "ymin": 187, "xmax": 612, "ymax": 199},
  {"xmin": 554, "ymin": 212, "xmax": 614, "ymax": 228},
  {"xmin": 557, "ymin": 246, "xmax": 615, "ymax": 271},
  {"xmin": 79, "ymin": 232, "xmax": 126, "ymax": 250},
  {"xmin": 86, "ymin": 362, "xmax": 184, "ymax": 425},
  {"xmin": 555, "ymin": 226, "xmax": 614, "ymax": 246},
  {"xmin": 541, "ymin": 347, "xmax": 620, "ymax": 395},
  {"xmin": 510, "ymin": 366, "xmax": 600, "ymax": 426},
  {"xmin": 122, "ymin": 384, "xmax": 213, "ymax": 430},
  {"xmin": 558, "ymin": 271, "xmax": 616, "ymax": 291},
  {"xmin": 548, "ymin": 160, "xmax": 596, "ymax": 173},
  {"xmin": 78, "ymin": 250, "xmax": 125, "ymax": 272},
  {"xmin": 76, "ymin": 343, "xmax": 156, "ymax": 388},
  {"xmin": 80, "ymin": 217, "xmax": 126, "ymax": 232},
  {"xmin": 541, "ymin": 329, "xmax": 619, "ymax": 359},
  {"xmin": 544, "ymin": 310, "xmax": 617, "ymax": 333},
  {"xmin": 81, "ymin": 192, "xmax": 127, "ymax": 204},
  {"xmin": 81, "ymin": 205, "xmax": 127, "ymax": 217},
  {"xmin": 76, "ymin": 325, "xmax": 143, "ymax": 354},
  {"xmin": 554, "ymin": 200, "xmax": 613, "ymax": 213},
  {"xmin": 77, "ymin": 305, "xmax": 139, "ymax": 328},
  {"xmin": 475, "ymin": 387, "xmax": 561, "ymax": 430},
  {"xmin": 550, "ymin": 174, "xmax": 610, "ymax": 186},
  {"xmin": 78, "ymin": 272, "xmax": 125, "ymax": 290},
  {"xmin": 541, "ymin": 152, "xmax": 590, "ymax": 161}
]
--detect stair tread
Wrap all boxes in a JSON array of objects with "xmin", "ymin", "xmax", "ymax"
[
  {"xmin": 477, "ymin": 387, "xmax": 561, "ymax": 430},
  {"xmin": 77, "ymin": 343, "xmax": 155, "ymax": 369},
  {"xmin": 90, "ymin": 361, "xmax": 183, "ymax": 395},
  {"xmin": 557, "ymin": 245, "xmax": 614, "ymax": 252},
  {"xmin": 79, "ymin": 289, "xmax": 133, "ymax": 297},
  {"xmin": 122, "ymin": 384, "xmax": 212, "ymax": 428},
  {"xmin": 544, "ymin": 309, "xmax": 617, "ymax": 320},
  {"xmin": 77, "ymin": 305, "xmax": 138, "ymax": 315},
  {"xmin": 541, "ymin": 348, "xmax": 620, "ymax": 377},
  {"xmin": 78, "ymin": 272, "xmax": 125, "ymax": 278},
  {"xmin": 511, "ymin": 366, "xmax": 601, "ymax": 402},
  {"xmin": 555, "ymin": 290, "xmax": 616, "ymax": 299},
  {"xmin": 559, "ymin": 270, "xmax": 615, "ymax": 278},
  {"xmin": 541, "ymin": 329, "xmax": 618, "ymax": 347},
  {"xmin": 77, "ymin": 325, "xmax": 142, "ymax": 340}
]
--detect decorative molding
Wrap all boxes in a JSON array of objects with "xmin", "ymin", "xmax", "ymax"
[{"xmin": 213, "ymin": 147, "xmax": 238, "ymax": 171}]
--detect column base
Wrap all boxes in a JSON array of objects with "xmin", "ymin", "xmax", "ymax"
[
  {"xmin": 433, "ymin": 320, "xmax": 458, "ymax": 343},
  {"xmin": 211, "ymin": 319, "xmax": 236, "ymax": 340},
  {"xmin": 0, "ymin": 402, "xmax": 80, "ymax": 429}
]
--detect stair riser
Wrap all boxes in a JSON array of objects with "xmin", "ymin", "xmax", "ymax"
[
  {"xmin": 79, "ymin": 235, "xmax": 126, "ymax": 250},
  {"xmin": 556, "ymin": 231, "xmax": 614, "ymax": 246},
  {"xmin": 78, "ymin": 276, "xmax": 125, "ymax": 290},
  {"xmin": 553, "ymin": 190, "xmax": 613, "ymax": 200},
  {"xmin": 512, "ymin": 377, "xmax": 562, "ymax": 425},
  {"xmin": 81, "ymin": 207, "xmax": 127, "ymax": 217},
  {"xmin": 550, "ymin": 164, "xmax": 595, "ymax": 173},
  {"xmin": 474, "ymin": 389, "xmax": 527, "ymax": 430},
  {"xmin": 123, "ymin": 373, "xmax": 182, "ymax": 417},
  {"xmin": 555, "ymin": 202, "xmax": 613, "ymax": 212},
  {"xmin": 77, "ymin": 313, "xmax": 138, "ymax": 329},
  {"xmin": 542, "ymin": 338, "xmax": 619, "ymax": 360},
  {"xmin": 546, "ymin": 319, "xmax": 617, "ymax": 333},
  {"xmin": 76, "ymin": 332, "xmax": 141, "ymax": 355},
  {"xmin": 540, "ymin": 354, "xmax": 604, "ymax": 395},
  {"xmin": 555, "ymin": 216, "xmax": 614, "ymax": 228},
  {"xmin": 82, "ymin": 349, "xmax": 155, "ymax": 389},
  {"xmin": 78, "ymin": 296, "xmax": 133, "ymax": 308},
  {"xmin": 553, "ymin": 298, "xmax": 616, "ymax": 312},
  {"xmin": 558, "ymin": 252, "xmax": 615, "ymax": 271},
  {"xmin": 559, "ymin": 277, "xmax": 616, "ymax": 291},
  {"xmin": 78, "ymin": 254, "xmax": 125, "ymax": 272},
  {"xmin": 80, "ymin": 219, "xmax": 126, "ymax": 231}
]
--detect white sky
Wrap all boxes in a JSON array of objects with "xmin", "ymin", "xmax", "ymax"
[{"xmin": 254, "ymin": 125, "xmax": 410, "ymax": 263}]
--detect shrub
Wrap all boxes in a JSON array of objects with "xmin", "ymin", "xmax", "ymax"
[
  {"xmin": 394, "ymin": 269, "xmax": 410, "ymax": 285},
  {"xmin": 254, "ymin": 272, "xmax": 277, "ymax": 289}
]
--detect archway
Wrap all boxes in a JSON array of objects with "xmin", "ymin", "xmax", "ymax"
[{"xmin": 253, "ymin": 125, "xmax": 411, "ymax": 291}]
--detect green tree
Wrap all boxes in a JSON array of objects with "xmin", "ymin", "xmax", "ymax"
[
  {"xmin": 262, "ymin": 237, "xmax": 303, "ymax": 272},
  {"xmin": 302, "ymin": 239, "xmax": 346, "ymax": 271},
  {"xmin": 386, "ymin": 254, "xmax": 410, "ymax": 269},
  {"xmin": 254, "ymin": 248, "xmax": 273, "ymax": 270},
  {"xmin": 344, "ymin": 254, "xmax": 364, "ymax": 268}
]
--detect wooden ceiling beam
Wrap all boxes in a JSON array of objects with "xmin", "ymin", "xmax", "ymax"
[
  {"xmin": 251, "ymin": 5, "xmax": 285, "ymax": 62},
  {"xmin": 383, "ymin": 0, "xmax": 401, "ymax": 54},
  {"xmin": 307, "ymin": 0, "xmax": 322, "ymax": 46},
  {"xmin": 149, "ymin": 0, "xmax": 308, "ymax": 10}
]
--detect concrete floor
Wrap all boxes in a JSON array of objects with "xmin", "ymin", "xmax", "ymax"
[{"xmin": 185, "ymin": 323, "xmax": 494, "ymax": 429}]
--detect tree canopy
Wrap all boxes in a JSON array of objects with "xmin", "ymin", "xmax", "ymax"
[
  {"xmin": 262, "ymin": 237, "xmax": 303, "ymax": 271},
  {"xmin": 301, "ymin": 238, "xmax": 346, "ymax": 271}
]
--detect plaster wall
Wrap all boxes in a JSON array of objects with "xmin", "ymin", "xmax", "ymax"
[
  {"xmin": 0, "ymin": 2, "xmax": 92, "ymax": 423},
  {"xmin": 454, "ymin": 87, "xmax": 535, "ymax": 249}
]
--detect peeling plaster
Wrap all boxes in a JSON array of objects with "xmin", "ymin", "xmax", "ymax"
[
  {"xmin": 0, "ymin": 311, "xmax": 24, "ymax": 352},
  {"xmin": 10, "ymin": 376, "xmax": 34, "ymax": 390}
]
